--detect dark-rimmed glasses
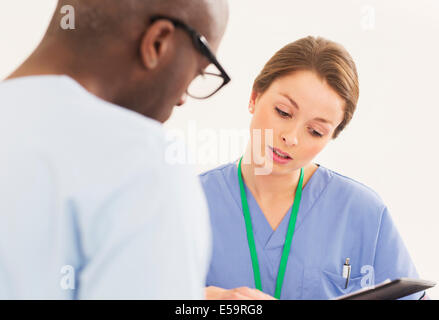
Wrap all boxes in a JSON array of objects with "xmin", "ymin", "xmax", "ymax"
[{"xmin": 150, "ymin": 15, "xmax": 231, "ymax": 99}]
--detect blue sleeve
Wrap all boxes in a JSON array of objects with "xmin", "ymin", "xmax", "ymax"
[{"xmin": 373, "ymin": 206, "xmax": 424, "ymax": 300}]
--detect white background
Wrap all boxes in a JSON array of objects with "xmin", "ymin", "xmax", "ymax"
[{"xmin": 1, "ymin": 0, "xmax": 438, "ymax": 299}]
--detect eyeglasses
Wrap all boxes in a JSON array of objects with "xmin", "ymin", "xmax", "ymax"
[{"xmin": 150, "ymin": 15, "xmax": 231, "ymax": 99}]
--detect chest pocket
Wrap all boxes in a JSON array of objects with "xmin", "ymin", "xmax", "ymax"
[{"xmin": 302, "ymin": 267, "xmax": 364, "ymax": 300}]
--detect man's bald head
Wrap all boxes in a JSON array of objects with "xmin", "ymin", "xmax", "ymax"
[
  {"xmin": 47, "ymin": 0, "xmax": 228, "ymax": 51},
  {"xmin": 32, "ymin": 0, "xmax": 229, "ymax": 122}
]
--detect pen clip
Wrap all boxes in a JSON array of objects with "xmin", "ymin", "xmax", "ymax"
[{"xmin": 343, "ymin": 258, "xmax": 351, "ymax": 289}]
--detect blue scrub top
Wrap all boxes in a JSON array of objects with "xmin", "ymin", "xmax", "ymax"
[{"xmin": 199, "ymin": 161, "xmax": 423, "ymax": 300}]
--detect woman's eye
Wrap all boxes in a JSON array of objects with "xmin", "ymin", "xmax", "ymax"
[
  {"xmin": 275, "ymin": 107, "xmax": 291, "ymax": 118},
  {"xmin": 310, "ymin": 129, "xmax": 323, "ymax": 137}
]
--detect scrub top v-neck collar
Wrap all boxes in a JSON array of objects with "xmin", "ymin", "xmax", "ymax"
[{"xmin": 226, "ymin": 161, "xmax": 333, "ymax": 250}]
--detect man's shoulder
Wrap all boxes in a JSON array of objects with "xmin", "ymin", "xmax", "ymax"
[
  {"xmin": 1, "ymin": 75, "xmax": 166, "ymax": 154},
  {"xmin": 0, "ymin": 75, "xmax": 164, "ymax": 137}
]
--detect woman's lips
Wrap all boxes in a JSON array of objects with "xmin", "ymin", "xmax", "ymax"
[
  {"xmin": 268, "ymin": 146, "xmax": 293, "ymax": 164},
  {"xmin": 270, "ymin": 146, "xmax": 292, "ymax": 158}
]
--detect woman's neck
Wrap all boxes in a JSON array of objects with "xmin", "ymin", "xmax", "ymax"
[
  {"xmin": 237, "ymin": 145, "xmax": 319, "ymax": 231},
  {"xmin": 239, "ymin": 146, "xmax": 317, "ymax": 203}
]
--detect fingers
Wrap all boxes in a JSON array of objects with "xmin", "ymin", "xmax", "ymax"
[
  {"xmin": 205, "ymin": 286, "xmax": 277, "ymax": 300},
  {"xmin": 233, "ymin": 287, "xmax": 277, "ymax": 300},
  {"xmin": 205, "ymin": 286, "xmax": 250, "ymax": 300},
  {"xmin": 205, "ymin": 286, "xmax": 226, "ymax": 300},
  {"xmin": 223, "ymin": 289, "xmax": 252, "ymax": 300}
]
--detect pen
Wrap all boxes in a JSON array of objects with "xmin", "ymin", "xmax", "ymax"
[{"xmin": 342, "ymin": 258, "xmax": 351, "ymax": 289}]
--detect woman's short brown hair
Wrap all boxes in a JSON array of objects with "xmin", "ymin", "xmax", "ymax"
[{"xmin": 253, "ymin": 36, "xmax": 359, "ymax": 139}]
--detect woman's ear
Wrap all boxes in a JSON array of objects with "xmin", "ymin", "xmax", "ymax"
[
  {"xmin": 249, "ymin": 90, "xmax": 260, "ymax": 114},
  {"xmin": 139, "ymin": 20, "xmax": 175, "ymax": 70}
]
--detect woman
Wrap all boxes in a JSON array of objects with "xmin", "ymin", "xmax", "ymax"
[{"xmin": 200, "ymin": 36, "xmax": 425, "ymax": 300}]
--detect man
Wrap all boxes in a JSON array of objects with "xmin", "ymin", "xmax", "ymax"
[{"xmin": 0, "ymin": 0, "xmax": 229, "ymax": 299}]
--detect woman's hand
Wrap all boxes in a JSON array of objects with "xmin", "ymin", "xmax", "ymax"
[{"xmin": 205, "ymin": 286, "xmax": 277, "ymax": 300}]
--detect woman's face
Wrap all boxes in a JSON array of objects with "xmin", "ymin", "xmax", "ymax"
[{"xmin": 249, "ymin": 70, "xmax": 345, "ymax": 175}]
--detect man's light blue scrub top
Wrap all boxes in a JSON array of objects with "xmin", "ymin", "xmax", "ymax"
[
  {"xmin": 0, "ymin": 76, "xmax": 211, "ymax": 299},
  {"xmin": 200, "ymin": 161, "xmax": 424, "ymax": 300}
]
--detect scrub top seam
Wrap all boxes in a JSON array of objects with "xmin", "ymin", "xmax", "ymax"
[
  {"xmin": 199, "ymin": 162, "xmax": 234, "ymax": 178},
  {"xmin": 329, "ymin": 170, "xmax": 383, "ymax": 203},
  {"xmin": 371, "ymin": 204, "xmax": 387, "ymax": 270},
  {"xmin": 287, "ymin": 167, "xmax": 335, "ymax": 236}
]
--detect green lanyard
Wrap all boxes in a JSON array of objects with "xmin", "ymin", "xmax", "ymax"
[{"xmin": 237, "ymin": 157, "xmax": 304, "ymax": 299}]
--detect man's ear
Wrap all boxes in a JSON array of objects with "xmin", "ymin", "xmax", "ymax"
[{"xmin": 140, "ymin": 20, "xmax": 175, "ymax": 69}]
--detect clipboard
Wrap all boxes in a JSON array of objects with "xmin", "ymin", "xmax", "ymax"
[{"xmin": 334, "ymin": 278, "xmax": 436, "ymax": 300}]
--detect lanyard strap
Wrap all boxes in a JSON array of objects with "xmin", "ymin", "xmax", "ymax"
[{"xmin": 237, "ymin": 157, "xmax": 304, "ymax": 299}]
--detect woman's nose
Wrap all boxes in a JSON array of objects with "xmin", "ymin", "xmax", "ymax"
[{"xmin": 281, "ymin": 132, "xmax": 298, "ymax": 147}]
